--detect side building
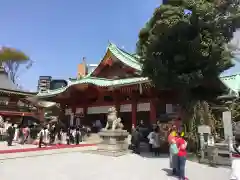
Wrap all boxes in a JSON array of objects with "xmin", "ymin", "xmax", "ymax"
[
  {"xmin": 37, "ymin": 76, "xmax": 52, "ymax": 93},
  {"xmin": 0, "ymin": 66, "xmax": 44, "ymax": 125}
]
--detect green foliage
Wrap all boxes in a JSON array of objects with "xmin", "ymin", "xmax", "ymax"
[
  {"xmin": 0, "ymin": 47, "xmax": 29, "ymax": 62},
  {"xmin": 228, "ymin": 101, "xmax": 240, "ymax": 122},
  {"xmin": 0, "ymin": 47, "xmax": 30, "ymax": 83},
  {"xmin": 137, "ymin": 0, "xmax": 240, "ymax": 91}
]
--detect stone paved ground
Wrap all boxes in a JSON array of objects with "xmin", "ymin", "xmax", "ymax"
[
  {"xmin": 0, "ymin": 141, "xmax": 36, "ymax": 150},
  {"xmin": 0, "ymin": 151, "xmax": 231, "ymax": 180}
]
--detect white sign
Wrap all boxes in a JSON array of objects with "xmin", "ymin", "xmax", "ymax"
[
  {"xmin": 87, "ymin": 106, "xmax": 112, "ymax": 114},
  {"xmin": 120, "ymin": 104, "xmax": 132, "ymax": 112},
  {"xmin": 207, "ymin": 135, "xmax": 215, "ymax": 146},
  {"xmin": 76, "ymin": 108, "xmax": 83, "ymax": 114},
  {"xmin": 198, "ymin": 125, "xmax": 211, "ymax": 134},
  {"xmin": 166, "ymin": 104, "xmax": 173, "ymax": 114},
  {"xmin": 137, "ymin": 103, "xmax": 150, "ymax": 112},
  {"xmin": 222, "ymin": 111, "xmax": 233, "ymax": 139}
]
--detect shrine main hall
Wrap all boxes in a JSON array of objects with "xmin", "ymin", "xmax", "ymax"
[{"xmin": 36, "ymin": 43, "xmax": 234, "ymax": 131}]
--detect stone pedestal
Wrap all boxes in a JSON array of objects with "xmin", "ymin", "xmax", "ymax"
[{"xmin": 97, "ymin": 129, "xmax": 129, "ymax": 156}]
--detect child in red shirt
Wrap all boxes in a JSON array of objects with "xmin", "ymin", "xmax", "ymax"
[{"xmin": 177, "ymin": 132, "xmax": 188, "ymax": 180}]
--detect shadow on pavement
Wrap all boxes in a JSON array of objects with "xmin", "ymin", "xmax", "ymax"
[
  {"xmin": 162, "ymin": 168, "xmax": 173, "ymax": 176},
  {"xmin": 139, "ymin": 152, "xmax": 169, "ymax": 158}
]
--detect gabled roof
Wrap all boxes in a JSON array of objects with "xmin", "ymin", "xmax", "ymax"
[
  {"xmin": 37, "ymin": 77, "xmax": 149, "ymax": 98},
  {"xmin": 0, "ymin": 67, "xmax": 37, "ymax": 96},
  {"xmin": 0, "ymin": 68, "xmax": 17, "ymax": 90},
  {"xmin": 88, "ymin": 43, "xmax": 142, "ymax": 76},
  {"xmin": 36, "ymin": 43, "xmax": 149, "ymax": 98}
]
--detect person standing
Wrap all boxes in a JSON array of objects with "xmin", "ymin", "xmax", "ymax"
[
  {"xmin": 49, "ymin": 124, "xmax": 56, "ymax": 144},
  {"xmin": 152, "ymin": 127, "xmax": 161, "ymax": 156},
  {"xmin": 13, "ymin": 124, "xmax": 19, "ymax": 142},
  {"xmin": 147, "ymin": 130, "xmax": 154, "ymax": 153},
  {"xmin": 57, "ymin": 129, "xmax": 63, "ymax": 145},
  {"xmin": 168, "ymin": 126, "xmax": 178, "ymax": 175},
  {"xmin": 39, "ymin": 126, "xmax": 48, "ymax": 148},
  {"xmin": 176, "ymin": 131, "xmax": 188, "ymax": 180},
  {"xmin": 18, "ymin": 126, "xmax": 24, "ymax": 144},
  {"xmin": 169, "ymin": 133, "xmax": 179, "ymax": 175},
  {"xmin": 70, "ymin": 127, "xmax": 75, "ymax": 144},
  {"xmin": 7, "ymin": 123, "xmax": 15, "ymax": 146},
  {"xmin": 66, "ymin": 127, "xmax": 70, "ymax": 145},
  {"xmin": 131, "ymin": 127, "xmax": 141, "ymax": 154},
  {"xmin": 75, "ymin": 127, "xmax": 81, "ymax": 145},
  {"xmin": 95, "ymin": 120, "xmax": 102, "ymax": 133},
  {"xmin": 23, "ymin": 126, "xmax": 30, "ymax": 144}
]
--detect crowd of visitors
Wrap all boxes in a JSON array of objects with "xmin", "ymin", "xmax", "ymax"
[
  {"xmin": 0, "ymin": 120, "xmax": 91, "ymax": 148},
  {"xmin": 3, "ymin": 117, "xmax": 240, "ymax": 180},
  {"xmin": 130, "ymin": 120, "xmax": 188, "ymax": 180}
]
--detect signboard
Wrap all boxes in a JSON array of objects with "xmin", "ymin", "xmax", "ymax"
[
  {"xmin": 65, "ymin": 108, "xmax": 72, "ymax": 115},
  {"xmin": 166, "ymin": 104, "xmax": 173, "ymax": 114},
  {"xmin": 87, "ymin": 106, "xmax": 112, "ymax": 114},
  {"xmin": 120, "ymin": 104, "xmax": 132, "ymax": 112},
  {"xmin": 222, "ymin": 111, "xmax": 233, "ymax": 140},
  {"xmin": 137, "ymin": 103, "xmax": 150, "ymax": 112},
  {"xmin": 76, "ymin": 108, "xmax": 83, "ymax": 114},
  {"xmin": 166, "ymin": 104, "xmax": 179, "ymax": 114},
  {"xmin": 198, "ymin": 125, "xmax": 211, "ymax": 134}
]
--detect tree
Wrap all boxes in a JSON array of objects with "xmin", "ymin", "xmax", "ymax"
[
  {"xmin": 137, "ymin": 0, "xmax": 239, "ymax": 92},
  {"xmin": 137, "ymin": 0, "xmax": 240, "ymax": 149},
  {"xmin": 0, "ymin": 47, "xmax": 30, "ymax": 83}
]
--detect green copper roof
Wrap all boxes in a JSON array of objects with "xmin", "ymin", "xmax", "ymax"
[
  {"xmin": 87, "ymin": 43, "xmax": 142, "ymax": 77},
  {"xmin": 108, "ymin": 43, "xmax": 142, "ymax": 71},
  {"xmin": 37, "ymin": 77, "xmax": 149, "ymax": 97},
  {"xmin": 220, "ymin": 74, "xmax": 240, "ymax": 96}
]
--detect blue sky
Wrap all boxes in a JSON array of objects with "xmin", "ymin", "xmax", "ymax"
[
  {"xmin": 0, "ymin": 0, "xmax": 240, "ymax": 91},
  {"xmin": 0, "ymin": 0, "xmax": 159, "ymax": 91}
]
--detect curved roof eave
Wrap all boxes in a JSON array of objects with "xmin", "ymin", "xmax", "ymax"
[
  {"xmin": 108, "ymin": 43, "xmax": 142, "ymax": 71},
  {"xmin": 88, "ymin": 43, "xmax": 142, "ymax": 77},
  {"xmin": 37, "ymin": 77, "xmax": 150, "ymax": 98}
]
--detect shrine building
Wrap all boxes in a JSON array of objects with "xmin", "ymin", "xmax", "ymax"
[
  {"xmin": 36, "ymin": 43, "xmax": 238, "ymax": 131},
  {"xmin": 0, "ymin": 66, "xmax": 44, "ymax": 125},
  {"xmin": 36, "ymin": 43, "xmax": 182, "ymax": 131}
]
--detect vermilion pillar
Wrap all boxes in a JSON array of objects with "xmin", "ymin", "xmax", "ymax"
[
  {"xmin": 131, "ymin": 101, "xmax": 137, "ymax": 127},
  {"xmin": 38, "ymin": 108, "xmax": 45, "ymax": 122},
  {"xmin": 150, "ymin": 99, "xmax": 156, "ymax": 124}
]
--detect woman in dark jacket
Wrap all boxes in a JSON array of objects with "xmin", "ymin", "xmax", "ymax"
[{"xmin": 131, "ymin": 127, "xmax": 141, "ymax": 154}]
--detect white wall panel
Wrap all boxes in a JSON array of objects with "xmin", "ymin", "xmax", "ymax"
[
  {"xmin": 137, "ymin": 103, "xmax": 150, "ymax": 112},
  {"xmin": 87, "ymin": 106, "xmax": 112, "ymax": 114},
  {"xmin": 120, "ymin": 104, "xmax": 132, "ymax": 112}
]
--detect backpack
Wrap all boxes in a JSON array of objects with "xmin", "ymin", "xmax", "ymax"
[{"xmin": 170, "ymin": 143, "xmax": 179, "ymax": 155}]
